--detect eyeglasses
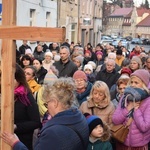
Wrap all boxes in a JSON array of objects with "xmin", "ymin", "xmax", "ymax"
[
  {"xmin": 44, "ymin": 102, "xmax": 48, "ymax": 108},
  {"xmin": 24, "ymin": 72, "xmax": 32, "ymax": 76},
  {"xmin": 43, "ymin": 99, "xmax": 54, "ymax": 108},
  {"xmin": 74, "ymin": 79, "xmax": 85, "ymax": 83}
]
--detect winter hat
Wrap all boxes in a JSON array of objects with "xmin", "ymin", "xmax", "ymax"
[
  {"xmin": 74, "ymin": 55, "xmax": 84, "ymax": 65},
  {"xmin": 73, "ymin": 70, "xmax": 87, "ymax": 81},
  {"xmin": 131, "ymin": 69, "xmax": 150, "ymax": 86},
  {"xmin": 131, "ymin": 56, "xmax": 142, "ymax": 68},
  {"xmin": 84, "ymin": 64, "xmax": 93, "ymax": 73},
  {"xmin": 96, "ymin": 51, "xmax": 103, "ymax": 56},
  {"xmin": 44, "ymin": 70, "xmax": 58, "ymax": 84},
  {"xmin": 116, "ymin": 49, "xmax": 122, "ymax": 55},
  {"xmin": 121, "ymin": 67, "xmax": 132, "ymax": 76},
  {"xmin": 85, "ymin": 50, "xmax": 91, "ymax": 56},
  {"xmin": 54, "ymin": 54, "xmax": 60, "ymax": 62},
  {"xmin": 25, "ymin": 48, "xmax": 32, "ymax": 55},
  {"xmin": 88, "ymin": 61, "xmax": 96, "ymax": 70},
  {"xmin": 84, "ymin": 113, "xmax": 103, "ymax": 134},
  {"xmin": 45, "ymin": 52, "xmax": 53, "ymax": 58}
]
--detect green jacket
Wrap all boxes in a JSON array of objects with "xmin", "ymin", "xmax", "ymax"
[{"xmin": 87, "ymin": 140, "xmax": 113, "ymax": 150}]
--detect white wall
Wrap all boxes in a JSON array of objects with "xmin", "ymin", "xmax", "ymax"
[{"xmin": 16, "ymin": 0, "xmax": 57, "ymax": 51}]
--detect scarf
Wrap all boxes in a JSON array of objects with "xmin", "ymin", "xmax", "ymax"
[
  {"xmin": 14, "ymin": 85, "xmax": 31, "ymax": 106},
  {"xmin": 121, "ymin": 87, "xmax": 149, "ymax": 118}
]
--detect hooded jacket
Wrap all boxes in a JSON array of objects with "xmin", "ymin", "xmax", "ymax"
[{"xmin": 87, "ymin": 123, "xmax": 113, "ymax": 150}]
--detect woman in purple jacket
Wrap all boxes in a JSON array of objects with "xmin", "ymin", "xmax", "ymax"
[{"xmin": 112, "ymin": 69, "xmax": 150, "ymax": 150}]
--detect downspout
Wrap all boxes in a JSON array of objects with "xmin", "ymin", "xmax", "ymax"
[
  {"xmin": 57, "ymin": 0, "xmax": 59, "ymax": 27},
  {"xmin": 78, "ymin": 0, "xmax": 80, "ymax": 42}
]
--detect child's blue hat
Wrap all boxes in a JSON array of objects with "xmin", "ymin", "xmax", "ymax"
[{"xmin": 84, "ymin": 113, "xmax": 103, "ymax": 134}]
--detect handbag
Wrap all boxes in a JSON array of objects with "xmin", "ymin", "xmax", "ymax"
[
  {"xmin": 111, "ymin": 117, "xmax": 132, "ymax": 143},
  {"xmin": 111, "ymin": 124, "xmax": 129, "ymax": 143}
]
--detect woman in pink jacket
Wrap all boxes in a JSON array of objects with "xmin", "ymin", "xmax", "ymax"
[{"xmin": 112, "ymin": 69, "xmax": 150, "ymax": 150}]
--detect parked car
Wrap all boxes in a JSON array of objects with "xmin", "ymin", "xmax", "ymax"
[
  {"xmin": 142, "ymin": 38, "xmax": 150, "ymax": 45},
  {"xmin": 125, "ymin": 36, "xmax": 132, "ymax": 41},
  {"xmin": 100, "ymin": 36, "xmax": 113, "ymax": 45},
  {"xmin": 131, "ymin": 38, "xmax": 143, "ymax": 45},
  {"xmin": 112, "ymin": 38, "xmax": 130, "ymax": 49}
]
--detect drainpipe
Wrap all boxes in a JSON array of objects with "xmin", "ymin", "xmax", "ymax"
[
  {"xmin": 57, "ymin": 0, "xmax": 59, "ymax": 27},
  {"xmin": 78, "ymin": 0, "xmax": 80, "ymax": 42},
  {"xmin": 93, "ymin": 0, "xmax": 96, "ymax": 47}
]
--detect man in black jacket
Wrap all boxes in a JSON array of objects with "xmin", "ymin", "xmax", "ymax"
[
  {"xmin": 53, "ymin": 46, "xmax": 78, "ymax": 77},
  {"xmin": 96, "ymin": 59, "xmax": 120, "ymax": 89},
  {"xmin": 19, "ymin": 40, "xmax": 32, "ymax": 56}
]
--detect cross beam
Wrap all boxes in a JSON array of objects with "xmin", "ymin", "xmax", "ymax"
[
  {"xmin": 0, "ymin": 0, "xmax": 65, "ymax": 149},
  {"xmin": 0, "ymin": 26, "xmax": 66, "ymax": 42}
]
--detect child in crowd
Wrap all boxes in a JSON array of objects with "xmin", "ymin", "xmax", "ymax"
[
  {"xmin": 84, "ymin": 64, "xmax": 96, "ymax": 83},
  {"xmin": 84, "ymin": 113, "xmax": 113, "ymax": 150}
]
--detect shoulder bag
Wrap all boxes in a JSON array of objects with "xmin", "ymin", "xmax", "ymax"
[{"xmin": 111, "ymin": 117, "xmax": 132, "ymax": 143}]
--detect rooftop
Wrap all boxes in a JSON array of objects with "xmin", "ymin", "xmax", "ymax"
[
  {"xmin": 136, "ymin": 14, "xmax": 150, "ymax": 27},
  {"xmin": 110, "ymin": 7, "xmax": 133, "ymax": 17}
]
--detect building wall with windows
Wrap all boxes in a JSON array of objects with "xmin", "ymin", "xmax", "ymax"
[
  {"xmin": 78, "ymin": 0, "xmax": 103, "ymax": 47},
  {"xmin": 57, "ymin": 0, "xmax": 78, "ymax": 44},
  {"xmin": 16, "ymin": 0, "xmax": 57, "ymax": 50}
]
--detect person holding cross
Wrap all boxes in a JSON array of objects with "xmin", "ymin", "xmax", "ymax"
[{"xmin": 1, "ymin": 77, "xmax": 89, "ymax": 150}]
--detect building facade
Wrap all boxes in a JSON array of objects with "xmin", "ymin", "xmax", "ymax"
[{"xmin": 78, "ymin": 0, "xmax": 103, "ymax": 47}]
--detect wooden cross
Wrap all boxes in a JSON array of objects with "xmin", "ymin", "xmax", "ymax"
[{"xmin": 0, "ymin": 0, "xmax": 65, "ymax": 149}]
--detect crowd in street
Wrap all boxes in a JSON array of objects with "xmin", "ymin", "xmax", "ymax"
[{"xmin": 1, "ymin": 39, "xmax": 150, "ymax": 150}]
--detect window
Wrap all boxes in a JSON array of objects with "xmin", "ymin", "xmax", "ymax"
[
  {"xmin": 46, "ymin": 12, "xmax": 51, "ymax": 27},
  {"xmin": 30, "ymin": 9, "xmax": 36, "ymax": 26},
  {"xmin": 71, "ymin": 23, "xmax": 76, "ymax": 42}
]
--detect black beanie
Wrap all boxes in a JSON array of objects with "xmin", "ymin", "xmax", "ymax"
[{"xmin": 85, "ymin": 113, "xmax": 103, "ymax": 134}]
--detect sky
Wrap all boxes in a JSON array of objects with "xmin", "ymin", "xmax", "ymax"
[
  {"xmin": 106, "ymin": 0, "xmax": 150, "ymax": 7},
  {"xmin": 133, "ymin": 0, "xmax": 150, "ymax": 6}
]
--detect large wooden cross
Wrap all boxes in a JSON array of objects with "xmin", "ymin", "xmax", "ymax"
[{"xmin": 0, "ymin": 0, "xmax": 65, "ymax": 149}]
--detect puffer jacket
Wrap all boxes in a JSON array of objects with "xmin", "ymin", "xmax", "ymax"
[{"xmin": 112, "ymin": 96, "xmax": 150, "ymax": 147}]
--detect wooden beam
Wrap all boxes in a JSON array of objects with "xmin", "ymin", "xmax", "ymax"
[
  {"xmin": 1, "ymin": 0, "xmax": 16, "ymax": 149},
  {"xmin": 0, "ymin": 26, "xmax": 66, "ymax": 42}
]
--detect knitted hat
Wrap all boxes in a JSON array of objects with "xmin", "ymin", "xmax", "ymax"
[
  {"xmin": 131, "ymin": 56, "xmax": 142, "ymax": 68},
  {"xmin": 96, "ymin": 51, "xmax": 103, "ymax": 56},
  {"xmin": 54, "ymin": 55, "xmax": 60, "ymax": 61},
  {"xmin": 84, "ymin": 113, "xmax": 103, "ymax": 134},
  {"xmin": 25, "ymin": 48, "xmax": 32, "ymax": 55},
  {"xmin": 131, "ymin": 69, "xmax": 150, "ymax": 86},
  {"xmin": 88, "ymin": 61, "xmax": 96, "ymax": 70},
  {"xmin": 121, "ymin": 67, "xmax": 132, "ymax": 76},
  {"xmin": 74, "ymin": 55, "xmax": 84, "ymax": 65},
  {"xmin": 116, "ymin": 49, "xmax": 122, "ymax": 55},
  {"xmin": 84, "ymin": 64, "xmax": 93, "ymax": 72},
  {"xmin": 45, "ymin": 52, "xmax": 53, "ymax": 58},
  {"xmin": 73, "ymin": 70, "xmax": 87, "ymax": 81},
  {"xmin": 43, "ymin": 71, "xmax": 58, "ymax": 84},
  {"xmin": 85, "ymin": 50, "xmax": 91, "ymax": 56}
]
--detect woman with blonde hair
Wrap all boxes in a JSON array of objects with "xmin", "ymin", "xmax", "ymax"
[
  {"xmin": 80, "ymin": 81, "xmax": 115, "ymax": 127},
  {"xmin": 112, "ymin": 69, "xmax": 150, "ymax": 150}
]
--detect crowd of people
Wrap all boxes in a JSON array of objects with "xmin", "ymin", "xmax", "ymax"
[{"xmin": 1, "ymin": 39, "xmax": 150, "ymax": 150}]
